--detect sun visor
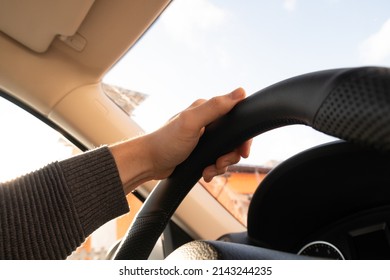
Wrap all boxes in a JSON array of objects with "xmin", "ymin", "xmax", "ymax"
[{"xmin": 0, "ymin": 0, "xmax": 95, "ymax": 53}]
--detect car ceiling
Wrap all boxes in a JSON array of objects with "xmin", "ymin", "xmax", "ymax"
[{"xmin": 0, "ymin": 0, "xmax": 171, "ymax": 117}]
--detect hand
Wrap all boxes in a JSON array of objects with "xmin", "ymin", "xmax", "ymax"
[
  {"xmin": 110, "ymin": 88, "xmax": 252, "ymax": 194},
  {"xmin": 147, "ymin": 87, "xmax": 252, "ymax": 182}
]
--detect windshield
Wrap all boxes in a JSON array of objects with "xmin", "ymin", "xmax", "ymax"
[
  {"xmin": 103, "ymin": 0, "xmax": 390, "ymax": 224},
  {"xmin": 104, "ymin": 0, "xmax": 390, "ymax": 166}
]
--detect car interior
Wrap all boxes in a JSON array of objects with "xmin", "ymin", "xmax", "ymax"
[{"xmin": 1, "ymin": 0, "xmax": 390, "ymax": 260}]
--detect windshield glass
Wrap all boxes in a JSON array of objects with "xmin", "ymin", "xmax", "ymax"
[
  {"xmin": 104, "ymin": 0, "xmax": 390, "ymax": 165},
  {"xmin": 104, "ymin": 0, "xmax": 390, "ymax": 224}
]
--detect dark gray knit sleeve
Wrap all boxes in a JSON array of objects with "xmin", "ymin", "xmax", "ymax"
[{"xmin": 0, "ymin": 146, "xmax": 129, "ymax": 259}]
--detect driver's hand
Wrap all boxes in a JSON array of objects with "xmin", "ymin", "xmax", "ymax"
[
  {"xmin": 110, "ymin": 88, "xmax": 252, "ymax": 194},
  {"xmin": 148, "ymin": 88, "xmax": 252, "ymax": 182}
]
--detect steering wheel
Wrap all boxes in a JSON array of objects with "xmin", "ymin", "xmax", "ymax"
[{"xmin": 113, "ymin": 66, "xmax": 390, "ymax": 260}]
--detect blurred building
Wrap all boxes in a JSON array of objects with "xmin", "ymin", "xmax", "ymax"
[
  {"xmin": 102, "ymin": 83, "xmax": 148, "ymax": 116},
  {"xmin": 201, "ymin": 164, "xmax": 272, "ymax": 226}
]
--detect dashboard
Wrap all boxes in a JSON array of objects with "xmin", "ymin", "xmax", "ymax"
[
  {"xmin": 226, "ymin": 141, "xmax": 390, "ymax": 260},
  {"xmin": 297, "ymin": 206, "xmax": 390, "ymax": 259}
]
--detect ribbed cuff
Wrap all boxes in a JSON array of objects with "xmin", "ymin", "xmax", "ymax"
[{"xmin": 59, "ymin": 146, "xmax": 129, "ymax": 237}]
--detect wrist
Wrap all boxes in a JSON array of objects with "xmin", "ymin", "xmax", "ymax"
[{"xmin": 109, "ymin": 135, "xmax": 155, "ymax": 194}]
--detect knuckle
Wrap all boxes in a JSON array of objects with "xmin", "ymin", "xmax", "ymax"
[
  {"xmin": 210, "ymin": 96, "xmax": 225, "ymax": 108},
  {"xmin": 175, "ymin": 110, "xmax": 197, "ymax": 132},
  {"xmin": 191, "ymin": 98, "xmax": 206, "ymax": 107},
  {"xmin": 178, "ymin": 109, "xmax": 194, "ymax": 125}
]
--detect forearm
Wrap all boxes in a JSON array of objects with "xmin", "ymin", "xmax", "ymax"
[
  {"xmin": 59, "ymin": 146, "xmax": 129, "ymax": 236},
  {"xmin": 0, "ymin": 146, "xmax": 128, "ymax": 259}
]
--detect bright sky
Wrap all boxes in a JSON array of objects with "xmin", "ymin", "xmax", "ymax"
[{"xmin": 104, "ymin": 0, "xmax": 390, "ymax": 166}]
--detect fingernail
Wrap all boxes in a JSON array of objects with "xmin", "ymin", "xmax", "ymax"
[{"xmin": 230, "ymin": 88, "xmax": 245, "ymax": 100}]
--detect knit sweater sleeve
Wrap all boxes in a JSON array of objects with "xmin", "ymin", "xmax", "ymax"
[{"xmin": 0, "ymin": 146, "xmax": 129, "ymax": 259}]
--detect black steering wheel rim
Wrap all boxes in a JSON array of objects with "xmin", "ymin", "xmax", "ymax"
[{"xmin": 113, "ymin": 66, "xmax": 390, "ymax": 260}]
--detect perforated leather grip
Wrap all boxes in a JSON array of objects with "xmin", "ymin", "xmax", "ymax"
[
  {"xmin": 114, "ymin": 66, "xmax": 390, "ymax": 260},
  {"xmin": 313, "ymin": 67, "xmax": 390, "ymax": 150}
]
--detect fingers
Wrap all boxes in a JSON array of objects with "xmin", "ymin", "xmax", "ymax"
[
  {"xmin": 168, "ymin": 98, "xmax": 206, "ymax": 122},
  {"xmin": 202, "ymin": 149, "xmax": 242, "ymax": 183},
  {"xmin": 179, "ymin": 88, "xmax": 250, "ymax": 183},
  {"xmin": 202, "ymin": 139, "xmax": 253, "ymax": 182},
  {"xmin": 202, "ymin": 165, "xmax": 226, "ymax": 183},
  {"xmin": 238, "ymin": 139, "xmax": 253, "ymax": 159},
  {"xmin": 185, "ymin": 88, "xmax": 246, "ymax": 131},
  {"xmin": 188, "ymin": 98, "xmax": 207, "ymax": 108}
]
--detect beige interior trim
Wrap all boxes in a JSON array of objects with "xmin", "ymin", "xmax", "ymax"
[
  {"xmin": 49, "ymin": 83, "xmax": 144, "ymax": 148},
  {"xmin": 0, "ymin": 0, "xmax": 95, "ymax": 53},
  {"xmin": 0, "ymin": 0, "xmax": 171, "ymax": 117}
]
